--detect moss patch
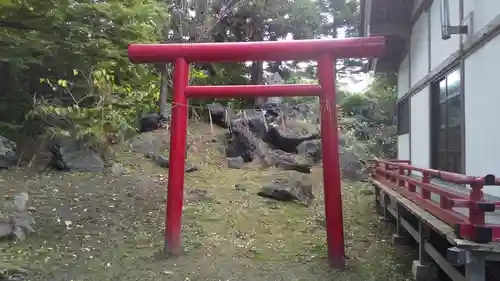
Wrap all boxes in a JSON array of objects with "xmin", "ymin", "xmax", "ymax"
[{"xmin": 0, "ymin": 122, "xmax": 413, "ymax": 281}]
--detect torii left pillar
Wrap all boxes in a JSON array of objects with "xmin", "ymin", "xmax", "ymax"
[{"xmin": 128, "ymin": 37, "xmax": 385, "ymax": 268}]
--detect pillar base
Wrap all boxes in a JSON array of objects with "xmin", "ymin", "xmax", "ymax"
[
  {"xmin": 412, "ymin": 260, "xmax": 438, "ymax": 281},
  {"xmin": 391, "ymin": 234, "xmax": 410, "ymax": 245},
  {"xmin": 328, "ymin": 255, "xmax": 346, "ymax": 268},
  {"xmin": 164, "ymin": 240, "xmax": 181, "ymax": 257},
  {"xmin": 378, "ymin": 215, "xmax": 390, "ymax": 222}
]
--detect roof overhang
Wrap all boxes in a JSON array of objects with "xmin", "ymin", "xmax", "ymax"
[{"xmin": 360, "ymin": 0, "xmax": 433, "ymax": 73}]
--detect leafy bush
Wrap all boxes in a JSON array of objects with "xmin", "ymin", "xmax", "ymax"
[{"xmin": 338, "ymin": 75, "xmax": 397, "ymax": 159}]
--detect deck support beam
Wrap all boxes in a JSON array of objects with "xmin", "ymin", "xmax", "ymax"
[{"xmin": 412, "ymin": 221, "xmax": 439, "ymax": 281}]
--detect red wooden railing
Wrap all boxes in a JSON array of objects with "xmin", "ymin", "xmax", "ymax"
[{"xmin": 371, "ymin": 159, "xmax": 500, "ymax": 243}]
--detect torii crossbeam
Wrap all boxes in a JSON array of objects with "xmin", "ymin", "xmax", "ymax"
[{"xmin": 128, "ymin": 36, "xmax": 385, "ymax": 268}]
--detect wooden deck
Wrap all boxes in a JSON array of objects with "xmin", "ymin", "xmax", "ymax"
[{"xmin": 372, "ymin": 178, "xmax": 500, "ymax": 281}]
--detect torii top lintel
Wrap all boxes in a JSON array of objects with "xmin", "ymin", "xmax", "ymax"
[{"xmin": 128, "ymin": 36, "xmax": 385, "ymax": 63}]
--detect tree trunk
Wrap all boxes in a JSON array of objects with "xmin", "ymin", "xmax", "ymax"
[
  {"xmin": 251, "ymin": 30, "xmax": 265, "ymax": 108},
  {"xmin": 159, "ymin": 64, "xmax": 169, "ymax": 116},
  {"xmin": 251, "ymin": 61, "xmax": 265, "ymax": 108}
]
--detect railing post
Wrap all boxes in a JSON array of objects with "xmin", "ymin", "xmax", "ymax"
[
  {"xmin": 469, "ymin": 182, "xmax": 485, "ymax": 225},
  {"xmin": 165, "ymin": 57, "xmax": 189, "ymax": 256},
  {"xmin": 318, "ymin": 53, "xmax": 345, "ymax": 268},
  {"xmin": 439, "ymin": 197, "xmax": 451, "ymax": 210},
  {"xmin": 421, "ymin": 172, "xmax": 431, "ymax": 200},
  {"xmin": 398, "ymin": 166, "xmax": 405, "ymax": 187}
]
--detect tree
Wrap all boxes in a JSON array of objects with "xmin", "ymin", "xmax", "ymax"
[
  {"xmin": 339, "ymin": 74, "xmax": 398, "ymax": 158},
  {"xmin": 213, "ymin": 0, "xmax": 325, "ymax": 107},
  {"xmin": 0, "ymin": 0, "xmax": 168, "ymax": 139}
]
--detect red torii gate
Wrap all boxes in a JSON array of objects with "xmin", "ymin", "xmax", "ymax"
[{"xmin": 128, "ymin": 37, "xmax": 385, "ymax": 267}]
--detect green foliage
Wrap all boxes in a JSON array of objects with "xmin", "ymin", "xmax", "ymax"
[
  {"xmin": 0, "ymin": 0, "xmax": 167, "ymax": 125},
  {"xmin": 0, "ymin": 0, "xmax": 397, "ymax": 163},
  {"xmin": 338, "ymin": 75, "xmax": 398, "ymax": 158},
  {"xmin": 25, "ymin": 67, "xmax": 162, "ymax": 150}
]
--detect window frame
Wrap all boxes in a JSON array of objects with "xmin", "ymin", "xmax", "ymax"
[
  {"xmin": 396, "ymin": 97, "xmax": 410, "ymax": 135},
  {"xmin": 430, "ymin": 68, "xmax": 463, "ymax": 173}
]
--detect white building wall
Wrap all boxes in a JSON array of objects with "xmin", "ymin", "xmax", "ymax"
[
  {"xmin": 410, "ymin": 86, "xmax": 430, "ymax": 169},
  {"xmin": 397, "ymin": 55, "xmax": 410, "ymax": 163},
  {"xmin": 410, "ymin": 10, "xmax": 429, "ymax": 86},
  {"xmin": 464, "ymin": 34, "xmax": 500, "ymax": 197},
  {"xmin": 429, "ymin": 0, "xmax": 459, "ymax": 69},
  {"xmin": 463, "ymin": 0, "xmax": 500, "ymax": 34},
  {"xmin": 396, "ymin": 2, "xmax": 500, "ymax": 195},
  {"xmin": 398, "ymin": 134, "xmax": 410, "ymax": 161},
  {"xmin": 397, "ymin": 55, "xmax": 409, "ymax": 98}
]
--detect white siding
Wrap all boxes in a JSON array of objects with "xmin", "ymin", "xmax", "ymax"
[
  {"xmin": 463, "ymin": 0, "xmax": 500, "ymax": 34},
  {"xmin": 397, "ymin": 55, "xmax": 410, "ymax": 99},
  {"xmin": 410, "ymin": 87, "xmax": 430, "ymax": 169},
  {"xmin": 410, "ymin": 11, "xmax": 429, "ymax": 86},
  {"xmin": 398, "ymin": 134, "xmax": 410, "ymax": 161},
  {"xmin": 464, "ymin": 34, "xmax": 500, "ymax": 198},
  {"xmin": 429, "ymin": 0, "xmax": 459, "ymax": 69}
]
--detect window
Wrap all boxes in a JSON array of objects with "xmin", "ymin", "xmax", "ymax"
[
  {"xmin": 431, "ymin": 69, "xmax": 463, "ymax": 173},
  {"xmin": 396, "ymin": 98, "xmax": 410, "ymax": 134}
]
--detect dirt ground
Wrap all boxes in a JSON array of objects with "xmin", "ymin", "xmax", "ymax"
[{"xmin": 1, "ymin": 123, "xmax": 414, "ymax": 281}]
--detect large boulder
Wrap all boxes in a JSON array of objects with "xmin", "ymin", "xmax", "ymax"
[
  {"xmin": 297, "ymin": 139, "xmax": 322, "ymax": 164},
  {"xmin": 139, "ymin": 113, "xmax": 168, "ymax": 133},
  {"xmin": 226, "ymin": 112, "xmax": 269, "ymax": 162},
  {"xmin": 128, "ymin": 132, "xmax": 167, "ymax": 155},
  {"xmin": 206, "ymin": 103, "xmax": 229, "ymax": 128},
  {"xmin": 222, "ymin": 102, "xmax": 366, "ymax": 180},
  {"xmin": 269, "ymin": 149, "xmax": 313, "ymax": 173},
  {"xmin": 0, "ymin": 135, "xmax": 17, "ymax": 169},
  {"xmin": 258, "ymin": 174, "xmax": 315, "ymax": 206},
  {"xmin": 49, "ymin": 137, "xmax": 105, "ymax": 172},
  {"xmin": 339, "ymin": 146, "xmax": 365, "ymax": 181},
  {"xmin": 227, "ymin": 156, "xmax": 244, "ymax": 169},
  {"xmin": 263, "ymin": 121, "xmax": 319, "ymax": 153},
  {"xmin": 225, "ymin": 104, "xmax": 321, "ymax": 166}
]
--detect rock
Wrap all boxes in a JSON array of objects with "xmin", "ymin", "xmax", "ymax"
[
  {"xmin": 223, "ymin": 103, "xmax": 322, "ymax": 168},
  {"xmin": 235, "ymin": 110, "xmax": 269, "ymax": 139},
  {"xmin": 129, "ymin": 131, "xmax": 173, "ymax": 155},
  {"xmin": 184, "ymin": 162, "xmax": 198, "ymax": 173},
  {"xmin": 139, "ymin": 113, "xmax": 168, "ymax": 133},
  {"xmin": 206, "ymin": 103, "xmax": 229, "ymax": 128},
  {"xmin": 235, "ymin": 183, "xmax": 251, "ymax": 191},
  {"xmin": 146, "ymin": 152, "xmax": 170, "ymax": 167},
  {"xmin": 226, "ymin": 115, "xmax": 269, "ymax": 162},
  {"xmin": 0, "ymin": 220, "xmax": 12, "ymax": 238},
  {"xmin": 258, "ymin": 174, "xmax": 314, "ymax": 206},
  {"xmin": 227, "ymin": 156, "xmax": 244, "ymax": 169},
  {"xmin": 146, "ymin": 152, "xmax": 198, "ymax": 173},
  {"xmin": 0, "ymin": 192, "xmax": 35, "ymax": 241},
  {"xmin": 226, "ymin": 138, "xmax": 250, "ymax": 161},
  {"xmin": 339, "ymin": 147, "xmax": 365, "ymax": 181},
  {"xmin": 297, "ymin": 139, "xmax": 322, "ymax": 164},
  {"xmin": 49, "ymin": 138, "xmax": 104, "ymax": 172},
  {"xmin": 264, "ymin": 122, "xmax": 319, "ymax": 153},
  {"xmin": 270, "ymin": 149, "xmax": 312, "ymax": 173},
  {"xmin": 0, "ymin": 135, "xmax": 17, "ymax": 169},
  {"xmin": 110, "ymin": 162, "xmax": 126, "ymax": 176}
]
